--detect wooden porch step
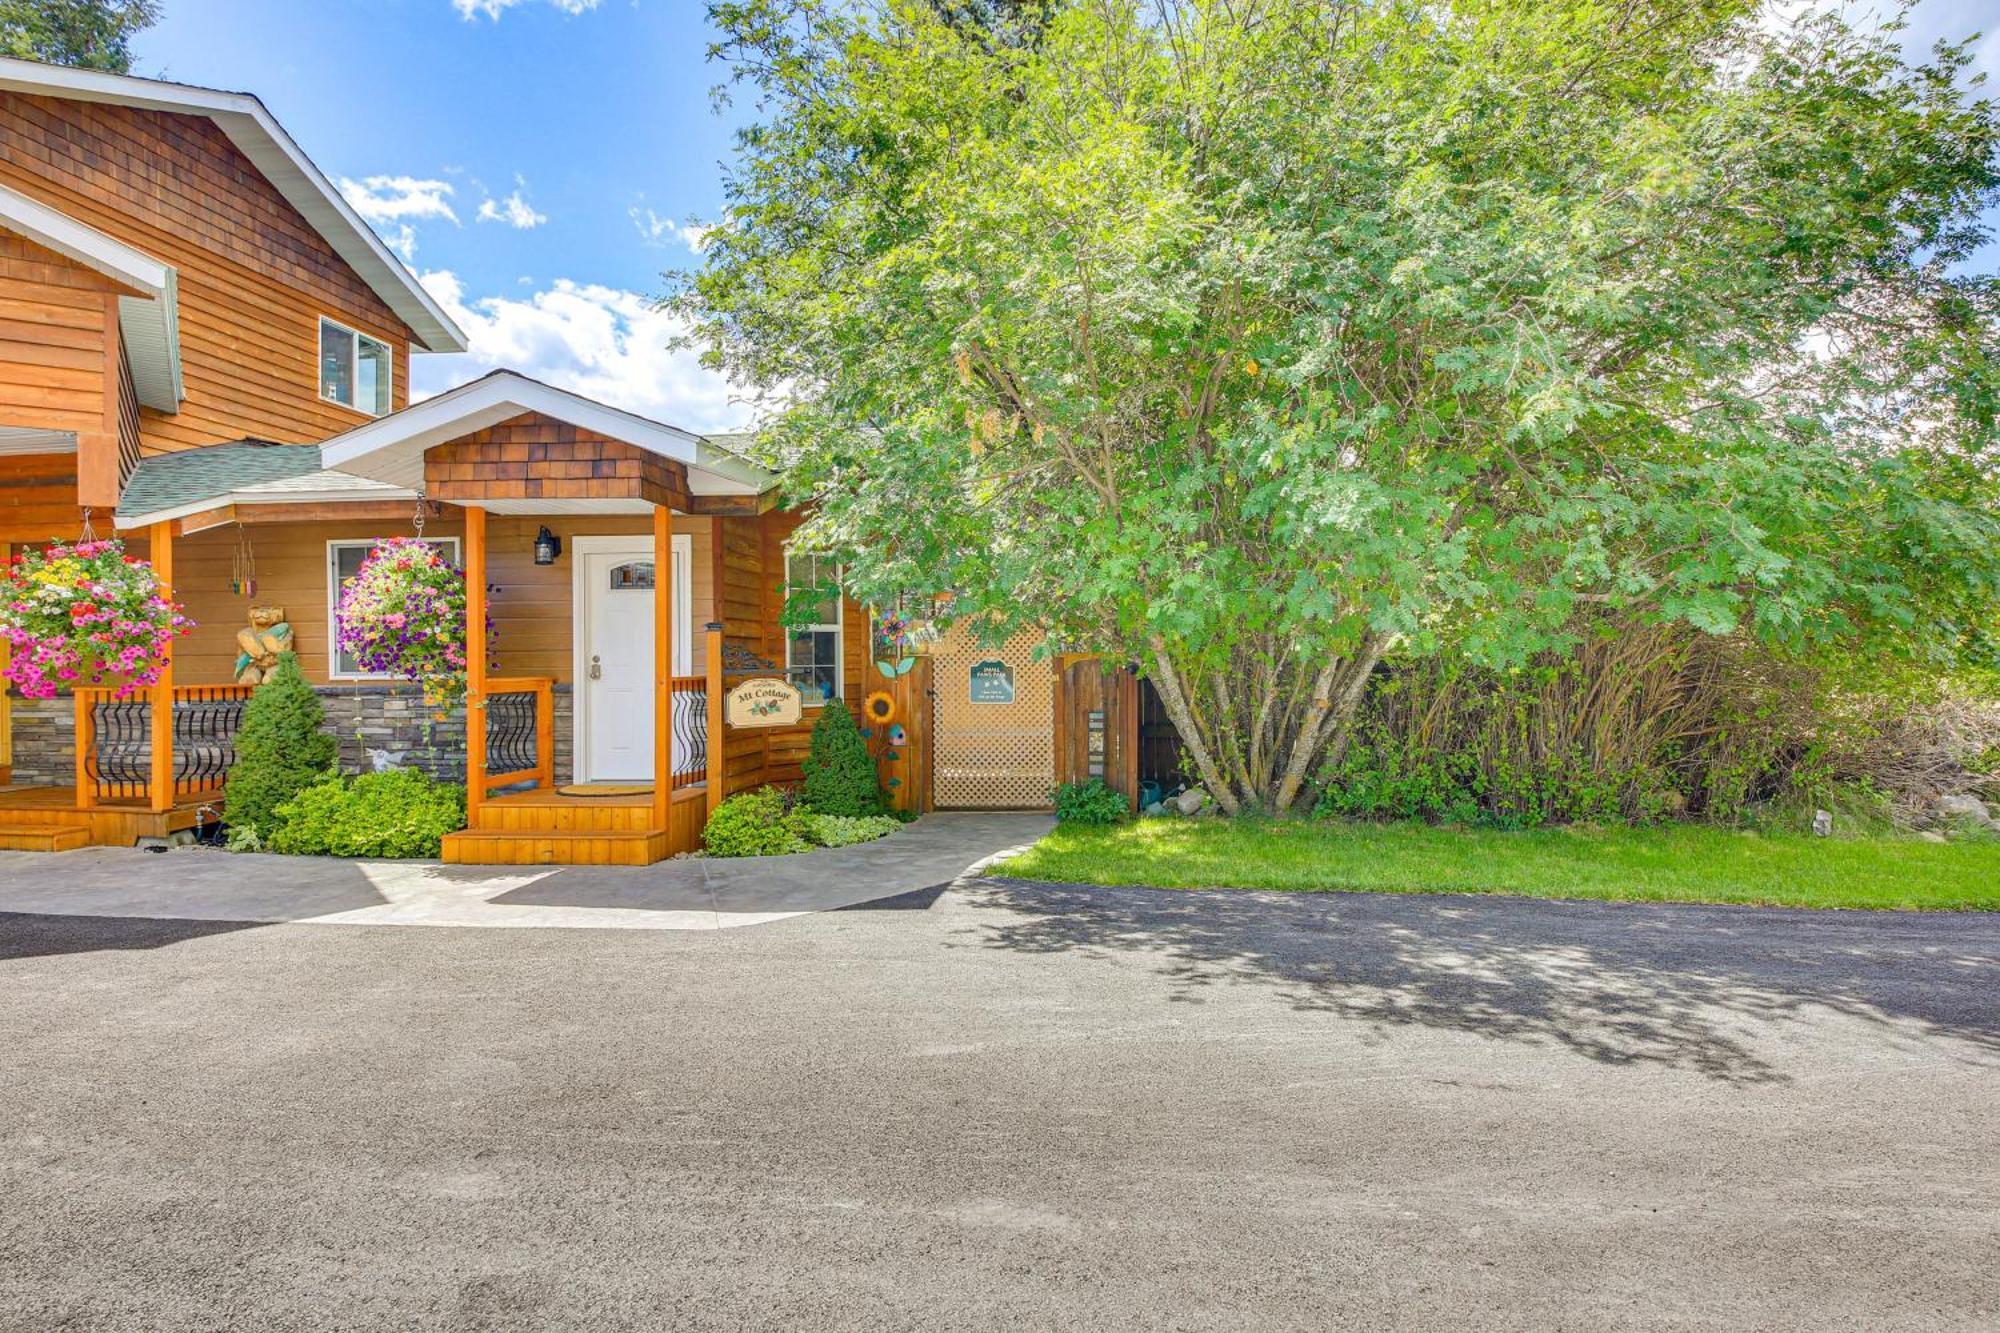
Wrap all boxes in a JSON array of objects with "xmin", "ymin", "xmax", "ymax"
[
  {"xmin": 469, "ymin": 801, "xmax": 657, "ymax": 835},
  {"xmin": 441, "ymin": 828, "xmax": 672, "ymax": 867},
  {"xmin": 0, "ymin": 823, "xmax": 93, "ymax": 853}
]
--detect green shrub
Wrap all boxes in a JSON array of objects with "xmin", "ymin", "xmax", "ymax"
[
  {"xmin": 268, "ymin": 767, "xmax": 466, "ymax": 858},
  {"xmin": 800, "ymin": 702, "xmax": 883, "ymax": 816},
  {"xmin": 224, "ymin": 653, "xmax": 338, "ymax": 840},
  {"xmin": 799, "ymin": 812, "xmax": 900, "ymax": 847},
  {"xmin": 703, "ymin": 786, "xmax": 813, "ymax": 857},
  {"xmin": 1053, "ymin": 778, "xmax": 1129, "ymax": 825}
]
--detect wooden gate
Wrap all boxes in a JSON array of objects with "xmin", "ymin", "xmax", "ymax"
[
  {"xmin": 930, "ymin": 627, "xmax": 1052, "ymax": 809},
  {"xmin": 1054, "ymin": 657, "xmax": 1139, "ymax": 810}
]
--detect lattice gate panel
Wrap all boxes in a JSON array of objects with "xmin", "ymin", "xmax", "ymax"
[{"xmin": 930, "ymin": 627, "xmax": 1053, "ymax": 810}]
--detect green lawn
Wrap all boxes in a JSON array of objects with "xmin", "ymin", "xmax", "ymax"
[{"xmin": 992, "ymin": 818, "xmax": 2000, "ymax": 912}]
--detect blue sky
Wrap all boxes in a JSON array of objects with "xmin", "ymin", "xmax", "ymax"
[
  {"xmin": 135, "ymin": 0, "xmax": 755, "ymax": 429},
  {"xmin": 130, "ymin": 1, "xmax": 2000, "ymax": 434}
]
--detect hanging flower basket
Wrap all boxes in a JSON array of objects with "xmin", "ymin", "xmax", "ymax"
[
  {"xmin": 0, "ymin": 539, "xmax": 191, "ymax": 699},
  {"xmin": 335, "ymin": 538, "xmax": 478, "ymax": 710}
]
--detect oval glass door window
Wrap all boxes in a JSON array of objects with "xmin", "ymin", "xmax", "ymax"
[{"xmin": 608, "ymin": 560, "xmax": 655, "ymax": 590}]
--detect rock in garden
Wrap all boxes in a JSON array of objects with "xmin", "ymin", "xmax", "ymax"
[
  {"xmin": 1143, "ymin": 802, "xmax": 1167, "ymax": 817},
  {"xmin": 1174, "ymin": 787, "xmax": 1209, "ymax": 816},
  {"xmin": 1811, "ymin": 809, "xmax": 1832, "ymax": 838},
  {"xmin": 1937, "ymin": 794, "xmax": 1996, "ymax": 828}
]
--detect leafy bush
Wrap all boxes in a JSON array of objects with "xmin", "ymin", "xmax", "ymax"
[
  {"xmin": 268, "ymin": 767, "xmax": 466, "ymax": 858},
  {"xmin": 225, "ymin": 652, "xmax": 338, "ymax": 840},
  {"xmin": 799, "ymin": 812, "xmax": 900, "ymax": 847},
  {"xmin": 703, "ymin": 786, "xmax": 813, "ymax": 857},
  {"xmin": 801, "ymin": 702, "xmax": 884, "ymax": 816},
  {"xmin": 1054, "ymin": 778, "xmax": 1129, "ymax": 825}
]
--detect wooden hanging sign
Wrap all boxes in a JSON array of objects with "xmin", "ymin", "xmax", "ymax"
[{"xmin": 725, "ymin": 676, "xmax": 804, "ymax": 727}]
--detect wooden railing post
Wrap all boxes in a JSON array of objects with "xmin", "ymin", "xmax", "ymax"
[
  {"xmin": 73, "ymin": 691, "xmax": 94, "ymax": 811},
  {"xmin": 535, "ymin": 677, "xmax": 555, "ymax": 790},
  {"xmin": 147, "ymin": 520, "xmax": 174, "ymax": 813},
  {"xmin": 465, "ymin": 506, "xmax": 488, "ymax": 823},
  {"xmin": 705, "ymin": 624, "xmax": 724, "ymax": 819}
]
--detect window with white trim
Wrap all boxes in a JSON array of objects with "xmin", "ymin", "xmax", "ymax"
[
  {"xmin": 319, "ymin": 317, "xmax": 393, "ymax": 416},
  {"xmin": 327, "ymin": 538, "xmax": 461, "ymax": 678},
  {"xmin": 784, "ymin": 552, "xmax": 843, "ymax": 704}
]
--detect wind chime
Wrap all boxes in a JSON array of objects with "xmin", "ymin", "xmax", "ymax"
[{"xmin": 230, "ymin": 522, "xmax": 257, "ymax": 596}]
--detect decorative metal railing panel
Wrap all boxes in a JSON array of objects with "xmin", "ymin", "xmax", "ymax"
[
  {"xmin": 669, "ymin": 678, "xmax": 708, "ymax": 788},
  {"xmin": 83, "ymin": 696, "xmax": 151, "ymax": 804},
  {"xmin": 75, "ymin": 684, "xmax": 255, "ymax": 806},
  {"xmin": 172, "ymin": 687, "xmax": 251, "ymax": 795},
  {"xmin": 486, "ymin": 690, "xmax": 541, "ymax": 779}
]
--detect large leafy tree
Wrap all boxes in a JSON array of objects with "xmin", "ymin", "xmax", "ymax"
[
  {"xmin": 1, "ymin": 0, "xmax": 158, "ymax": 72},
  {"xmin": 679, "ymin": 0, "xmax": 2000, "ymax": 813}
]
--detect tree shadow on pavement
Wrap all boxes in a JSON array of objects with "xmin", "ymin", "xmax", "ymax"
[
  {"xmin": 963, "ymin": 879, "xmax": 2000, "ymax": 1084},
  {"xmin": 0, "ymin": 911, "xmax": 261, "ymax": 963}
]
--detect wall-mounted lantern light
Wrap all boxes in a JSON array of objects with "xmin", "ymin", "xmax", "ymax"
[{"xmin": 533, "ymin": 526, "xmax": 562, "ymax": 566}]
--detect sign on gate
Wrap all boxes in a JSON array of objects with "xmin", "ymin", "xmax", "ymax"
[
  {"xmin": 725, "ymin": 676, "xmax": 804, "ymax": 727},
  {"xmin": 969, "ymin": 659, "xmax": 1015, "ymax": 704}
]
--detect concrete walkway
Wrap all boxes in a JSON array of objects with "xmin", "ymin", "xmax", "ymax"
[{"xmin": 0, "ymin": 812, "xmax": 1051, "ymax": 930}]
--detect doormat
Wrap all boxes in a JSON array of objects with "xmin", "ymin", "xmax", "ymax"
[{"xmin": 555, "ymin": 784, "xmax": 655, "ymax": 798}]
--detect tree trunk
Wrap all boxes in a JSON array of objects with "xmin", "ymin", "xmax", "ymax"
[
  {"xmin": 1272, "ymin": 634, "xmax": 1387, "ymax": 816},
  {"xmin": 1145, "ymin": 635, "xmax": 1240, "ymax": 815}
]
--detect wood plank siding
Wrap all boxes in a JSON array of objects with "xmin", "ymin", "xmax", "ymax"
[
  {"xmin": 0, "ymin": 229, "xmax": 121, "ymax": 460},
  {"xmin": 0, "ymin": 452, "xmax": 85, "ymax": 542},
  {"xmin": 0, "ymin": 94, "xmax": 415, "ymax": 491}
]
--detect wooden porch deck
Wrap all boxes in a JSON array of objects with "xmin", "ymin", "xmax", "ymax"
[
  {"xmin": 0, "ymin": 784, "xmax": 219, "ymax": 851},
  {"xmin": 440, "ymin": 783, "xmax": 709, "ymax": 866}
]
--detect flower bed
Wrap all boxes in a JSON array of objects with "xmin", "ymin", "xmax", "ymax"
[{"xmin": 0, "ymin": 539, "xmax": 190, "ymax": 698}]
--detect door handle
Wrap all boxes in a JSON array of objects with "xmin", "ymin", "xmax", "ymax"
[{"xmin": 588, "ymin": 655, "xmax": 602, "ymax": 680}]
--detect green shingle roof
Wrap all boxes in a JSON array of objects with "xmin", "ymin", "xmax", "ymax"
[{"xmin": 116, "ymin": 441, "xmax": 325, "ymax": 517}]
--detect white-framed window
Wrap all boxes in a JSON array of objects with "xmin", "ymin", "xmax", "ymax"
[
  {"xmin": 784, "ymin": 551, "xmax": 843, "ymax": 704},
  {"xmin": 327, "ymin": 538, "xmax": 462, "ymax": 679},
  {"xmin": 319, "ymin": 316, "xmax": 393, "ymax": 417}
]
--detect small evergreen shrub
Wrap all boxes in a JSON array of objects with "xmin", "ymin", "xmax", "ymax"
[
  {"xmin": 800, "ymin": 701, "xmax": 884, "ymax": 816},
  {"xmin": 799, "ymin": 812, "xmax": 900, "ymax": 847},
  {"xmin": 1053, "ymin": 778, "xmax": 1129, "ymax": 825},
  {"xmin": 703, "ymin": 786, "xmax": 813, "ymax": 857},
  {"xmin": 224, "ymin": 652, "xmax": 338, "ymax": 840},
  {"xmin": 268, "ymin": 767, "xmax": 466, "ymax": 858}
]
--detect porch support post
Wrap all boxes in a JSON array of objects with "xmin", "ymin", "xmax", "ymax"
[
  {"xmin": 465, "ymin": 506, "xmax": 488, "ymax": 825},
  {"xmin": 705, "ymin": 624, "xmax": 724, "ymax": 820},
  {"xmin": 147, "ymin": 520, "xmax": 174, "ymax": 813},
  {"xmin": 653, "ymin": 504, "xmax": 674, "ymax": 832}
]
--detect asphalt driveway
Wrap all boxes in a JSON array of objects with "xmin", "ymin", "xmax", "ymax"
[{"xmin": 1, "ymin": 874, "xmax": 1995, "ymax": 1331}]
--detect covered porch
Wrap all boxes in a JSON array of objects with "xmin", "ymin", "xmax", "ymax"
[{"xmin": 315, "ymin": 372, "xmax": 795, "ymax": 866}]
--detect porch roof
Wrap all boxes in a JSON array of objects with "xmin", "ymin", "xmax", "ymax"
[
  {"xmin": 113, "ymin": 440, "xmax": 412, "ymax": 529},
  {"xmin": 316, "ymin": 371, "xmax": 778, "ymax": 512}
]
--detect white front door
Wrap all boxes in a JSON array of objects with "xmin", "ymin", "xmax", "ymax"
[{"xmin": 575, "ymin": 535, "xmax": 693, "ymax": 783}]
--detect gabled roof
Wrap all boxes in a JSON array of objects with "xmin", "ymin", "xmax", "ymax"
[
  {"xmin": 317, "ymin": 370, "xmax": 778, "ymax": 502},
  {"xmin": 0, "ymin": 180, "xmax": 181, "ymax": 410},
  {"xmin": 114, "ymin": 440, "xmax": 411, "ymax": 529},
  {"xmin": 0, "ymin": 56, "xmax": 466, "ymax": 354}
]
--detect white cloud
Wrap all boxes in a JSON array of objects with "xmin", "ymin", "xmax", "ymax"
[
  {"xmin": 337, "ymin": 175, "xmax": 459, "ymax": 227},
  {"xmin": 383, "ymin": 224, "xmax": 421, "ymax": 263},
  {"xmin": 413, "ymin": 270, "xmax": 758, "ymax": 433},
  {"xmin": 453, "ymin": 0, "xmax": 600, "ymax": 19},
  {"xmin": 477, "ymin": 178, "xmax": 548, "ymax": 230},
  {"xmin": 630, "ymin": 206, "xmax": 711, "ymax": 253}
]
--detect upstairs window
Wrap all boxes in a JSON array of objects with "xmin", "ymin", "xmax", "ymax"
[
  {"xmin": 320, "ymin": 317, "xmax": 393, "ymax": 416},
  {"xmin": 784, "ymin": 552, "xmax": 843, "ymax": 704}
]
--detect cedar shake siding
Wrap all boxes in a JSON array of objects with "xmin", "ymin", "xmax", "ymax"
[{"xmin": 0, "ymin": 93, "xmax": 415, "ymax": 463}]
